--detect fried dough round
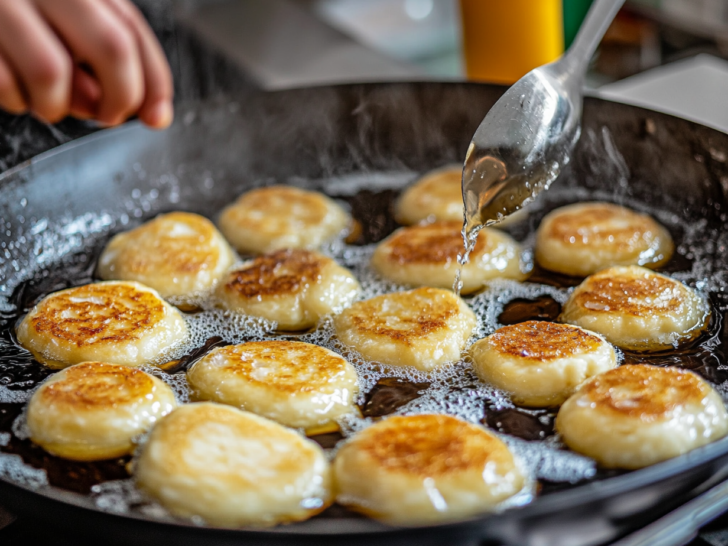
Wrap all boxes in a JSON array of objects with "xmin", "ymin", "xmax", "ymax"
[
  {"xmin": 471, "ymin": 321, "xmax": 617, "ymax": 407},
  {"xmin": 560, "ymin": 266, "xmax": 709, "ymax": 351},
  {"xmin": 395, "ymin": 166, "xmax": 527, "ymax": 227},
  {"xmin": 215, "ymin": 249, "xmax": 360, "ymax": 329},
  {"xmin": 27, "ymin": 362, "xmax": 177, "ymax": 461},
  {"xmin": 333, "ymin": 287, "xmax": 476, "ymax": 371},
  {"xmin": 334, "ymin": 414, "xmax": 526, "ymax": 524},
  {"xmin": 371, "ymin": 221, "xmax": 526, "ymax": 293},
  {"xmin": 218, "ymin": 186, "xmax": 349, "ymax": 254},
  {"xmin": 97, "ymin": 212, "xmax": 236, "ymax": 300},
  {"xmin": 135, "ymin": 403, "xmax": 332, "ymax": 526},
  {"xmin": 535, "ymin": 202, "xmax": 674, "ymax": 276},
  {"xmin": 187, "ymin": 341, "xmax": 359, "ymax": 430},
  {"xmin": 556, "ymin": 365, "xmax": 728, "ymax": 469},
  {"xmin": 396, "ymin": 166, "xmax": 464, "ymax": 225},
  {"xmin": 16, "ymin": 281, "xmax": 188, "ymax": 369}
]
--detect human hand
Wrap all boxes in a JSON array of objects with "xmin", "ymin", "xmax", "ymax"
[{"xmin": 0, "ymin": 0, "xmax": 173, "ymax": 128}]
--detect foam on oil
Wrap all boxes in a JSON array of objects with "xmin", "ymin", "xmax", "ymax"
[{"xmin": 0, "ymin": 169, "xmax": 726, "ymax": 522}]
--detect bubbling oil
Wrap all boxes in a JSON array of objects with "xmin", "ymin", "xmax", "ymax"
[{"xmin": 0, "ymin": 173, "xmax": 726, "ymax": 522}]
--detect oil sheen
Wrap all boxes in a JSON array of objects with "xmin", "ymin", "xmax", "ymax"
[{"xmin": 0, "ymin": 175, "xmax": 725, "ymax": 521}]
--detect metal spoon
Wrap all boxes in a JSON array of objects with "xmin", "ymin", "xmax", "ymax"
[{"xmin": 461, "ymin": 0, "xmax": 626, "ymax": 234}]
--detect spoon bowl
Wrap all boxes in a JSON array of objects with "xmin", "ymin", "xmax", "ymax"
[{"xmin": 462, "ymin": 0, "xmax": 626, "ymax": 231}]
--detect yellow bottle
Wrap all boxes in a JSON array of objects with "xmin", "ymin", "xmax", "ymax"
[{"xmin": 460, "ymin": 0, "xmax": 564, "ymax": 84}]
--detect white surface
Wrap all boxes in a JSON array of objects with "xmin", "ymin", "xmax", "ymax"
[
  {"xmin": 177, "ymin": 0, "xmax": 423, "ymax": 90},
  {"xmin": 598, "ymin": 54, "xmax": 728, "ymax": 134},
  {"xmin": 313, "ymin": 0, "xmax": 463, "ymax": 77}
]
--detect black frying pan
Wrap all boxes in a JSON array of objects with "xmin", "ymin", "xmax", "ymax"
[{"xmin": 2, "ymin": 82, "xmax": 728, "ymax": 546}]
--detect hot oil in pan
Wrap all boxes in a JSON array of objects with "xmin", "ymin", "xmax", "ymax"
[{"xmin": 0, "ymin": 186, "xmax": 727, "ymax": 518}]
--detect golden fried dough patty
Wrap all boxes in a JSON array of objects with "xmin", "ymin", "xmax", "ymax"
[
  {"xmin": 372, "ymin": 221, "xmax": 526, "ymax": 293},
  {"xmin": 97, "ymin": 212, "xmax": 235, "ymax": 300},
  {"xmin": 218, "ymin": 185, "xmax": 349, "ymax": 254},
  {"xmin": 556, "ymin": 365, "xmax": 728, "ymax": 469},
  {"xmin": 334, "ymin": 414, "xmax": 526, "ymax": 524},
  {"xmin": 395, "ymin": 166, "xmax": 464, "ymax": 225},
  {"xmin": 16, "ymin": 281, "xmax": 188, "ymax": 369},
  {"xmin": 135, "ymin": 403, "xmax": 332, "ymax": 526},
  {"xmin": 187, "ymin": 341, "xmax": 359, "ymax": 430},
  {"xmin": 333, "ymin": 287, "xmax": 477, "ymax": 371},
  {"xmin": 471, "ymin": 321, "xmax": 617, "ymax": 407},
  {"xmin": 560, "ymin": 266, "xmax": 709, "ymax": 351},
  {"xmin": 536, "ymin": 202, "xmax": 673, "ymax": 276},
  {"xmin": 396, "ymin": 165, "xmax": 527, "ymax": 227},
  {"xmin": 27, "ymin": 362, "xmax": 177, "ymax": 460},
  {"xmin": 216, "ymin": 249, "xmax": 360, "ymax": 329}
]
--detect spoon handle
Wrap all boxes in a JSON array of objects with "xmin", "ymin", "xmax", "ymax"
[{"xmin": 561, "ymin": 0, "xmax": 626, "ymax": 74}]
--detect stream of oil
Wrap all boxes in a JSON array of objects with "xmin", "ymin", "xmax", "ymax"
[{"xmin": 454, "ymin": 148, "xmax": 561, "ymax": 295}]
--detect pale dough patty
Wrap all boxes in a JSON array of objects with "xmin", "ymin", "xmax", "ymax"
[
  {"xmin": 372, "ymin": 221, "xmax": 526, "ymax": 294},
  {"xmin": 560, "ymin": 266, "xmax": 709, "ymax": 352},
  {"xmin": 97, "ymin": 212, "xmax": 235, "ymax": 301},
  {"xmin": 556, "ymin": 365, "xmax": 728, "ymax": 469},
  {"xmin": 470, "ymin": 321, "xmax": 617, "ymax": 407},
  {"xmin": 215, "ymin": 249, "xmax": 360, "ymax": 330},
  {"xmin": 536, "ymin": 202, "xmax": 674, "ymax": 276},
  {"xmin": 395, "ymin": 166, "xmax": 464, "ymax": 225},
  {"xmin": 16, "ymin": 281, "xmax": 188, "ymax": 369},
  {"xmin": 333, "ymin": 287, "xmax": 477, "ymax": 371},
  {"xmin": 187, "ymin": 341, "xmax": 359, "ymax": 431},
  {"xmin": 135, "ymin": 403, "xmax": 332, "ymax": 527},
  {"xmin": 218, "ymin": 185, "xmax": 350, "ymax": 254},
  {"xmin": 334, "ymin": 414, "xmax": 526, "ymax": 524},
  {"xmin": 395, "ymin": 166, "xmax": 526, "ymax": 227},
  {"xmin": 27, "ymin": 362, "xmax": 177, "ymax": 461}
]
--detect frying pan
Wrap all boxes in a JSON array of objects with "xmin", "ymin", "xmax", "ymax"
[{"xmin": 2, "ymin": 82, "xmax": 728, "ymax": 546}]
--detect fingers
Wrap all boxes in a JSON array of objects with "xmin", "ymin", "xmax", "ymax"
[
  {"xmin": 103, "ymin": 0, "xmax": 174, "ymax": 128},
  {"xmin": 35, "ymin": 0, "xmax": 144, "ymax": 126},
  {"xmin": 0, "ymin": 0, "xmax": 72, "ymax": 122},
  {"xmin": 69, "ymin": 65, "xmax": 102, "ymax": 120},
  {"xmin": 0, "ymin": 0, "xmax": 173, "ymax": 128},
  {"xmin": 0, "ymin": 55, "xmax": 27, "ymax": 114}
]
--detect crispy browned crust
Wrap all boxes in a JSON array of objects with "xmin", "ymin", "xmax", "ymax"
[
  {"xmin": 487, "ymin": 321, "xmax": 601, "ymax": 360},
  {"xmin": 572, "ymin": 274, "xmax": 683, "ymax": 317},
  {"xmin": 578, "ymin": 365, "xmax": 709, "ymax": 421},
  {"xmin": 201, "ymin": 341, "xmax": 349, "ymax": 393},
  {"xmin": 352, "ymin": 414, "xmax": 512, "ymax": 477},
  {"xmin": 341, "ymin": 288, "xmax": 459, "ymax": 346},
  {"xmin": 39, "ymin": 362, "xmax": 154, "ymax": 408},
  {"xmin": 546, "ymin": 203, "xmax": 664, "ymax": 249},
  {"xmin": 381, "ymin": 221, "xmax": 488, "ymax": 265},
  {"xmin": 222, "ymin": 249, "xmax": 327, "ymax": 298},
  {"xmin": 29, "ymin": 283, "xmax": 165, "ymax": 346}
]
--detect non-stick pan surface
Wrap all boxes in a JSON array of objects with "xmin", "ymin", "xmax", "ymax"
[{"xmin": 2, "ymin": 82, "xmax": 728, "ymax": 546}]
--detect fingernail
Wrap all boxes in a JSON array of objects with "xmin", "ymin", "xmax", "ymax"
[{"xmin": 147, "ymin": 100, "xmax": 173, "ymax": 129}]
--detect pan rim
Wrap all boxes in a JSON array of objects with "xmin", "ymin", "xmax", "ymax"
[
  {"xmin": 2, "ymin": 431, "xmax": 727, "ymax": 536},
  {"xmin": 1, "ymin": 82, "xmax": 727, "ymax": 537}
]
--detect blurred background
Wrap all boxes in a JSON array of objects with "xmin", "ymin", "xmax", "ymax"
[
  {"xmin": 6, "ymin": 0, "xmax": 728, "ymax": 174},
  {"xmin": 164, "ymin": 0, "xmax": 728, "ymax": 88}
]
